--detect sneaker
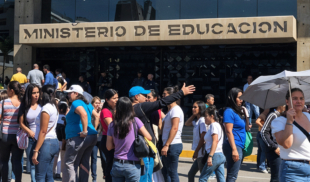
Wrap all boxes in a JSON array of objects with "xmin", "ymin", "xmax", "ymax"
[
  {"xmin": 261, "ymin": 169, "xmax": 268, "ymax": 174},
  {"xmin": 209, "ymin": 175, "xmax": 216, "ymax": 180},
  {"xmin": 55, "ymin": 174, "xmax": 61, "ymax": 179}
]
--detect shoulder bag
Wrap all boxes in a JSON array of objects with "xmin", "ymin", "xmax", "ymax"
[
  {"xmin": 132, "ymin": 118, "xmax": 150, "ymax": 158},
  {"xmin": 293, "ymin": 121, "xmax": 310, "ymax": 142}
]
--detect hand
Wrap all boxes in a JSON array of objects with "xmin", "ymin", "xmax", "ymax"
[
  {"xmin": 232, "ymin": 149, "xmax": 239, "ymax": 162},
  {"xmin": 249, "ymin": 124, "xmax": 252, "ymax": 129},
  {"xmin": 181, "ymin": 83, "xmax": 195, "ymax": 96},
  {"xmin": 32, "ymin": 151, "xmax": 39, "ymax": 165},
  {"xmin": 192, "ymin": 151, "xmax": 198, "ymax": 161},
  {"xmin": 28, "ymin": 130, "xmax": 35, "ymax": 139},
  {"xmin": 275, "ymin": 147, "xmax": 280, "ymax": 156},
  {"xmin": 161, "ymin": 145, "xmax": 169, "ymax": 157},
  {"xmin": 79, "ymin": 131, "xmax": 87, "ymax": 138},
  {"xmin": 207, "ymin": 157, "xmax": 213, "ymax": 166},
  {"xmin": 286, "ymin": 108, "xmax": 296, "ymax": 123}
]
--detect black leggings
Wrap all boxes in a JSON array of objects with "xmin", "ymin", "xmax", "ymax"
[{"xmin": 100, "ymin": 135, "xmax": 114, "ymax": 182}]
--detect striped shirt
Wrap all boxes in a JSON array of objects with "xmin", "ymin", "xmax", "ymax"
[{"xmin": 0, "ymin": 99, "xmax": 20, "ymax": 134}]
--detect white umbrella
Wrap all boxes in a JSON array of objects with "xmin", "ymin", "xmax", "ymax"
[{"xmin": 240, "ymin": 70, "xmax": 310, "ymax": 109}]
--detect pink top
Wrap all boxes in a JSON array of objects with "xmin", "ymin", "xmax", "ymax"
[{"xmin": 100, "ymin": 108, "xmax": 113, "ymax": 135}]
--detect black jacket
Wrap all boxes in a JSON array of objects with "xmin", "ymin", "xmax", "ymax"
[
  {"xmin": 261, "ymin": 111, "xmax": 280, "ymax": 151},
  {"xmin": 133, "ymin": 90, "xmax": 184, "ymax": 144}
]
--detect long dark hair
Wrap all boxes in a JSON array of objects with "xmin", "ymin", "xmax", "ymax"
[
  {"xmin": 75, "ymin": 94, "xmax": 89, "ymax": 105},
  {"xmin": 103, "ymin": 89, "xmax": 118, "ymax": 114},
  {"xmin": 149, "ymin": 89, "xmax": 160, "ymax": 100},
  {"xmin": 58, "ymin": 98, "xmax": 68, "ymax": 115},
  {"xmin": 113, "ymin": 97, "xmax": 135, "ymax": 139},
  {"xmin": 41, "ymin": 84, "xmax": 56, "ymax": 106},
  {"xmin": 205, "ymin": 105, "xmax": 224, "ymax": 131},
  {"xmin": 164, "ymin": 85, "xmax": 180, "ymax": 105},
  {"xmin": 225, "ymin": 87, "xmax": 243, "ymax": 117},
  {"xmin": 8, "ymin": 81, "xmax": 23, "ymax": 100},
  {"xmin": 194, "ymin": 100, "xmax": 206, "ymax": 118}
]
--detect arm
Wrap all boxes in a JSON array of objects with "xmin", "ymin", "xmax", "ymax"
[
  {"xmin": 75, "ymin": 106, "xmax": 88, "ymax": 137},
  {"xmin": 92, "ymin": 110, "xmax": 100, "ymax": 129},
  {"xmin": 193, "ymin": 132, "xmax": 206, "ymax": 159},
  {"xmin": 106, "ymin": 135, "xmax": 114, "ymax": 151},
  {"xmin": 274, "ymin": 108, "xmax": 294, "ymax": 149},
  {"xmin": 255, "ymin": 109, "xmax": 269, "ymax": 128},
  {"xmin": 225, "ymin": 123, "xmax": 239, "ymax": 162},
  {"xmin": 139, "ymin": 125, "xmax": 152, "ymax": 141},
  {"xmin": 261, "ymin": 114, "xmax": 278, "ymax": 150},
  {"xmin": 61, "ymin": 81, "xmax": 67, "ymax": 91},
  {"xmin": 104, "ymin": 117, "xmax": 113, "ymax": 128},
  {"xmin": 32, "ymin": 112, "xmax": 49, "ymax": 165},
  {"xmin": 185, "ymin": 115, "xmax": 195, "ymax": 126},
  {"xmin": 19, "ymin": 114, "xmax": 35, "ymax": 138},
  {"xmin": 207, "ymin": 134, "xmax": 219, "ymax": 166},
  {"xmin": 42, "ymin": 79, "xmax": 45, "ymax": 84},
  {"xmin": 161, "ymin": 117, "xmax": 179, "ymax": 156},
  {"xmin": 255, "ymin": 118, "xmax": 264, "ymax": 128},
  {"xmin": 158, "ymin": 118, "xmax": 162, "ymax": 131},
  {"xmin": 44, "ymin": 75, "xmax": 49, "ymax": 85}
]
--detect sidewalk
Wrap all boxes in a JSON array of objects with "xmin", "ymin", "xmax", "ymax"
[{"xmin": 180, "ymin": 143, "xmax": 258, "ymax": 162}]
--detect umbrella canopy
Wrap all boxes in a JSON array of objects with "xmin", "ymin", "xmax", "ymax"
[{"xmin": 240, "ymin": 70, "xmax": 310, "ymax": 109}]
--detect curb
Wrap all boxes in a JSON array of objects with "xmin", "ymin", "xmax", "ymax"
[{"xmin": 180, "ymin": 150, "xmax": 257, "ymax": 162}]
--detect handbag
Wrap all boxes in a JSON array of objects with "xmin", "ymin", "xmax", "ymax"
[
  {"xmin": 133, "ymin": 118, "xmax": 150, "ymax": 158},
  {"xmin": 16, "ymin": 129, "xmax": 29, "ymax": 149},
  {"xmin": 243, "ymin": 131, "xmax": 253, "ymax": 157}
]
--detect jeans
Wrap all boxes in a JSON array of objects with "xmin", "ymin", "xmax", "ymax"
[
  {"xmin": 245, "ymin": 102, "xmax": 259, "ymax": 125},
  {"xmin": 25, "ymin": 138, "xmax": 36, "ymax": 182},
  {"xmin": 223, "ymin": 142, "xmax": 243, "ymax": 182},
  {"xmin": 111, "ymin": 161, "xmax": 141, "ymax": 182},
  {"xmin": 199, "ymin": 153, "xmax": 226, "ymax": 182},
  {"xmin": 139, "ymin": 157, "xmax": 154, "ymax": 182},
  {"xmin": 100, "ymin": 135, "xmax": 114, "ymax": 182},
  {"xmin": 0, "ymin": 134, "xmax": 24, "ymax": 182},
  {"xmin": 279, "ymin": 160, "xmax": 310, "ymax": 182},
  {"xmin": 188, "ymin": 157, "xmax": 203, "ymax": 182},
  {"xmin": 31, "ymin": 138, "xmax": 59, "ymax": 182},
  {"xmin": 256, "ymin": 132, "xmax": 267, "ymax": 171},
  {"xmin": 162, "ymin": 143, "xmax": 183, "ymax": 182},
  {"xmin": 63, "ymin": 135, "xmax": 97, "ymax": 182},
  {"xmin": 91, "ymin": 141, "xmax": 106, "ymax": 181},
  {"xmin": 266, "ymin": 151, "xmax": 281, "ymax": 182}
]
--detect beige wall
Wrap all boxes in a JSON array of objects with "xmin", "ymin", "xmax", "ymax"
[
  {"xmin": 297, "ymin": 0, "xmax": 310, "ymax": 71},
  {"xmin": 0, "ymin": 67, "xmax": 14, "ymax": 79}
]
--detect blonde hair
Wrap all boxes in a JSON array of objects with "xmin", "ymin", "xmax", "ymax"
[{"xmin": 91, "ymin": 96, "xmax": 101, "ymax": 105}]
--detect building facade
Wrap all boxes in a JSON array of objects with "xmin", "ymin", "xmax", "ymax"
[{"xmin": 10, "ymin": 0, "xmax": 309, "ymax": 114}]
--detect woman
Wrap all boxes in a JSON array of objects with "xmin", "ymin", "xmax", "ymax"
[
  {"xmin": 106, "ymin": 97, "xmax": 152, "ymax": 182},
  {"xmin": 91, "ymin": 96, "xmax": 106, "ymax": 182},
  {"xmin": 261, "ymin": 106, "xmax": 285, "ymax": 182},
  {"xmin": 186, "ymin": 100, "xmax": 207, "ymax": 182},
  {"xmin": 62, "ymin": 85, "xmax": 98, "ymax": 182},
  {"xmin": 0, "ymin": 81, "xmax": 23, "ymax": 182},
  {"xmin": 271, "ymin": 88, "xmax": 310, "ymax": 182},
  {"xmin": 255, "ymin": 108, "xmax": 268, "ymax": 173},
  {"xmin": 161, "ymin": 86, "xmax": 184, "ymax": 182},
  {"xmin": 31, "ymin": 84, "xmax": 59, "ymax": 181},
  {"xmin": 223, "ymin": 87, "xmax": 246, "ymax": 182},
  {"xmin": 99, "ymin": 89, "xmax": 118, "ymax": 182},
  {"xmin": 198, "ymin": 106, "xmax": 225, "ymax": 182},
  {"xmin": 18, "ymin": 83, "xmax": 41, "ymax": 182}
]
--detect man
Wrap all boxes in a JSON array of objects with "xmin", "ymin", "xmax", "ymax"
[
  {"xmin": 43, "ymin": 64, "xmax": 54, "ymax": 86},
  {"xmin": 129, "ymin": 83, "xmax": 195, "ymax": 182},
  {"xmin": 98, "ymin": 70, "xmax": 112, "ymax": 99},
  {"xmin": 132, "ymin": 70, "xmax": 145, "ymax": 87},
  {"xmin": 205, "ymin": 94, "xmax": 214, "ymax": 108},
  {"xmin": 243, "ymin": 75, "xmax": 259, "ymax": 124},
  {"xmin": 144, "ymin": 73, "xmax": 158, "ymax": 92},
  {"xmin": 78, "ymin": 75, "xmax": 90, "ymax": 93},
  {"xmin": 10, "ymin": 67, "xmax": 27, "ymax": 84},
  {"xmin": 27, "ymin": 64, "xmax": 44, "ymax": 87}
]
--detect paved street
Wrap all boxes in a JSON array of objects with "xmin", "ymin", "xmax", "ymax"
[{"xmin": 20, "ymin": 157, "xmax": 270, "ymax": 182}]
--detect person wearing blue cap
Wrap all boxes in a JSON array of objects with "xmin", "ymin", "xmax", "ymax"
[{"xmin": 129, "ymin": 83, "xmax": 195, "ymax": 182}]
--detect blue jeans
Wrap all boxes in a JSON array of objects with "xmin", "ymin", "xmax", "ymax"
[
  {"xmin": 245, "ymin": 102, "xmax": 259, "ymax": 125},
  {"xmin": 199, "ymin": 153, "xmax": 226, "ymax": 182},
  {"xmin": 91, "ymin": 141, "xmax": 106, "ymax": 181},
  {"xmin": 223, "ymin": 142, "xmax": 243, "ymax": 182},
  {"xmin": 140, "ymin": 157, "xmax": 154, "ymax": 182},
  {"xmin": 0, "ymin": 134, "xmax": 24, "ymax": 182},
  {"xmin": 25, "ymin": 138, "xmax": 36, "ymax": 182},
  {"xmin": 111, "ymin": 161, "xmax": 141, "ymax": 182},
  {"xmin": 267, "ymin": 151, "xmax": 281, "ymax": 182},
  {"xmin": 279, "ymin": 160, "xmax": 310, "ymax": 182},
  {"xmin": 162, "ymin": 143, "xmax": 183, "ymax": 182},
  {"xmin": 256, "ymin": 132, "xmax": 267, "ymax": 171},
  {"xmin": 188, "ymin": 157, "xmax": 203, "ymax": 182},
  {"xmin": 31, "ymin": 138, "xmax": 59, "ymax": 182}
]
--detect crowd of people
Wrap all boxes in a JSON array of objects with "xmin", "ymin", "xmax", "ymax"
[{"xmin": 0, "ymin": 64, "xmax": 309, "ymax": 182}]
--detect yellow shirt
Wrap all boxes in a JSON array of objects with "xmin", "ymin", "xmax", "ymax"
[{"xmin": 10, "ymin": 73, "xmax": 27, "ymax": 84}]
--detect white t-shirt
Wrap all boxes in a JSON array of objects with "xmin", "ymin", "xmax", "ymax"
[
  {"xmin": 204, "ymin": 122, "xmax": 224, "ymax": 154},
  {"xmin": 271, "ymin": 112, "xmax": 310, "ymax": 161},
  {"xmin": 192, "ymin": 117, "xmax": 207, "ymax": 158},
  {"xmin": 162, "ymin": 105, "xmax": 184, "ymax": 145},
  {"xmin": 26, "ymin": 104, "xmax": 42, "ymax": 134},
  {"xmin": 35, "ymin": 103, "xmax": 59, "ymax": 140}
]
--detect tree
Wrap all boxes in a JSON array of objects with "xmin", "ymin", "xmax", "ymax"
[{"xmin": 0, "ymin": 36, "xmax": 13, "ymax": 84}]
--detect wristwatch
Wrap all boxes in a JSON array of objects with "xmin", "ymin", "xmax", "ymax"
[{"xmin": 208, "ymin": 155, "xmax": 213, "ymax": 158}]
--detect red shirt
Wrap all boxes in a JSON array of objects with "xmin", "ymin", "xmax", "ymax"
[{"xmin": 100, "ymin": 108, "xmax": 113, "ymax": 135}]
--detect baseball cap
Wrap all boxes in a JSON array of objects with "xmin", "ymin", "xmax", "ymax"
[
  {"xmin": 129, "ymin": 86, "xmax": 150, "ymax": 98},
  {"xmin": 64, "ymin": 85, "xmax": 84, "ymax": 95}
]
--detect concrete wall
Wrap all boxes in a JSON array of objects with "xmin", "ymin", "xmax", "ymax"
[
  {"xmin": 13, "ymin": 0, "xmax": 41, "ymax": 74},
  {"xmin": 297, "ymin": 0, "xmax": 310, "ymax": 71}
]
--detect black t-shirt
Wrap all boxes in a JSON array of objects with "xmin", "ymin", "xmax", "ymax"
[{"xmin": 56, "ymin": 123, "xmax": 66, "ymax": 141}]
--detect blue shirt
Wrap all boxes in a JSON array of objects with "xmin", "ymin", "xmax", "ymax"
[
  {"xmin": 65, "ymin": 100, "xmax": 97, "ymax": 139},
  {"xmin": 44, "ymin": 72, "xmax": 54, "ymax": 85},
  {"xmin": 223, "ymin": 108, "xmax": 246, "ymax": 149}
]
